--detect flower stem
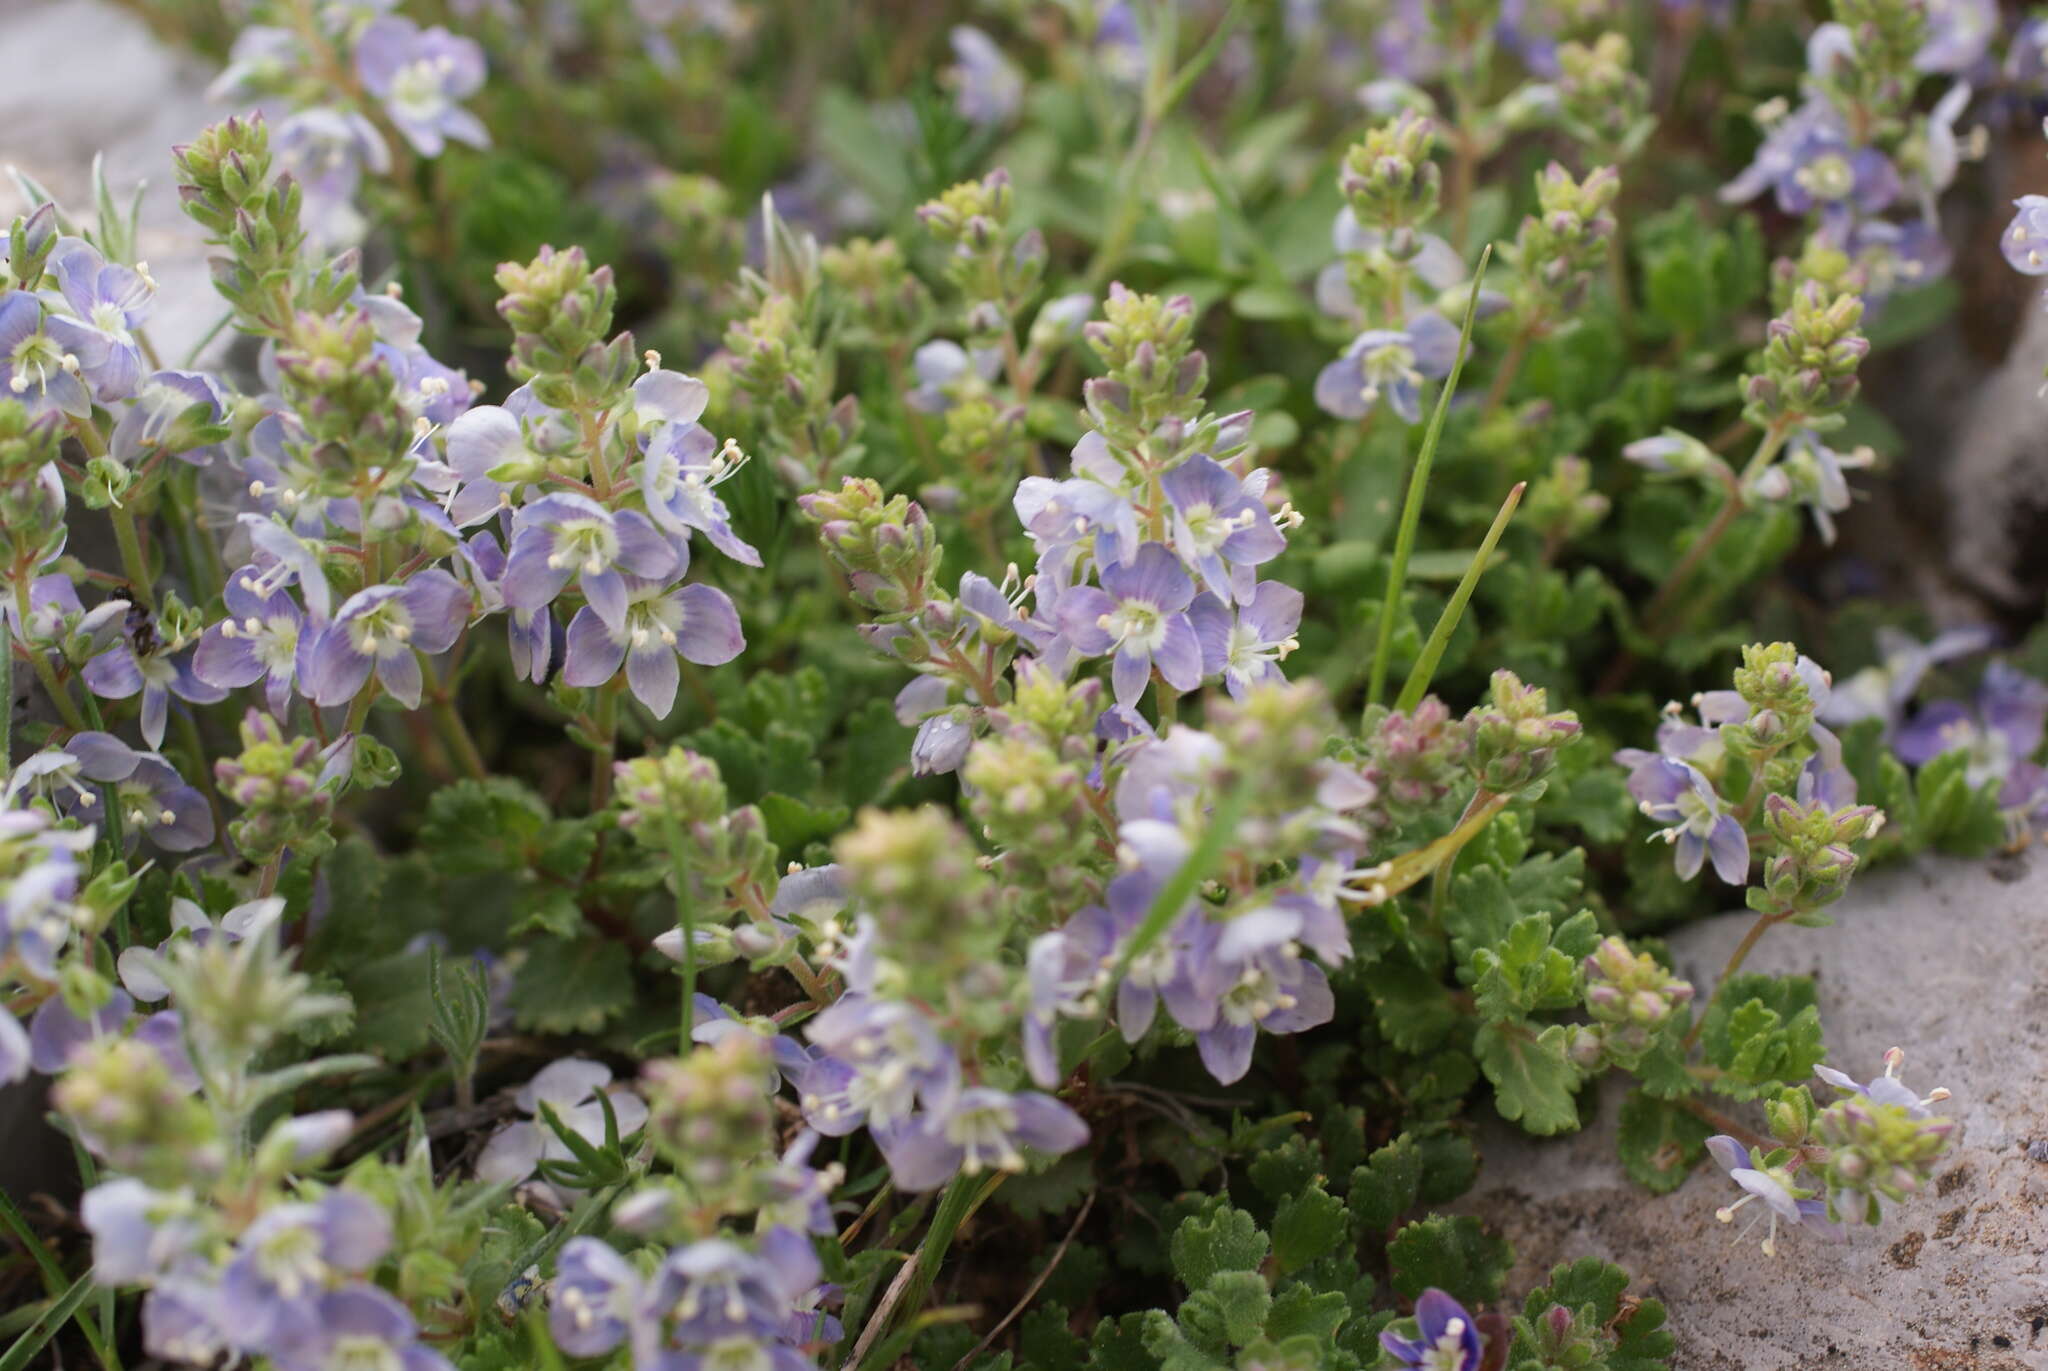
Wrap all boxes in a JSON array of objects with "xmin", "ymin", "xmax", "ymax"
[
  {"xmin": 428, "ymin": 684, "xmax": 488, "ymax": 781},
  {"xmin": 1642, "ymin": 422, "xmax": 1788, "ymax": 635},
  {"xmin": 665, "ymin": 817, "xmax": 698, "ymax": 1048},
  {"xmin": 10, "ymin": 580, "xmax": 87, "ymax": 732},
  {"xmin": 1680, "ymin": 905, "xmax": 1783, "ymax": 1053},
  {"xmin": 1365, "ymin": 248, "xmax": 1491, "ymax": 717}
]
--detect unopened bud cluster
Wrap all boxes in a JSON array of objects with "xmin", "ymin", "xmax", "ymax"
[
  {"xmin": 1466, "ymin": 670, "xmax": 1582, "ymax": 796},
  {"xmin": 797, "ymin": 477, "xmax": 944, "ymax": 620},
  {"xmin": 214, "ymin": 710, "xmax": 336, "ymax": 863},
  {"xmin": 1744, "ymin": 283, "xmax": 1867, "ymax": 430},
  {"xmin": 1338, "ymin": 110, "xmax": 1441, "ymax": 241},
  {"xmin": 917, "ymin": 170, "xmax": 1045, "ymax": 345},
  {"xmin": 643, "ymin": 1036, "xmax": 776, "ymax": 1204},
  {"xmin": 1508, "ymin": 163, "xmax": 1621, "ymax": 324},
  {"xmin": 1581, "ymin": 936, "xmax": 1695, "ymax": 1059}
]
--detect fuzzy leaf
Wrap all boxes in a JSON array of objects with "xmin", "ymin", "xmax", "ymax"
[
  {"xmin": 1615, "ymin": 1090, "xmax": 1711, "ymax": 1194},
  {"xmin": 1263, "ymin": 1283, "xmax": 1349, "ymax": 1344},
  {"xmin": 1248, "ymin": 1135, "xmax": 1322, "ymax": 1205},
  {"xmin": 1169, "ymin": 1204, "xmax": 1269, "ymax": 1293},
  {"xmin": 1468, "ymin": 910, "xmax": 1597, "ymax": 1022},
  {"xmin": 417, "ymin": 778, "xmax": 549, "ymax": 876},
  {"xmin": 1270, "ymin": 1184, "xmax": 1347, "ymax": 1275},
  {"xmin": 1386, "ymin": 1215, "xmax": 1510, "ymax": 1305},
  {"xmin": 1700, "ymin": 974, "xmax": 1825, "ymax": 1100},
  {"xmin": 509, "ymin": 937, "xmax": 634, "ymax": 1035},
  {"xmin": 1347, "ymin": 1136, "xmax": 1423, "ymax": 1232},
  {"xmin": 1476, "ymin": 1022, "xmax": 1584, "ymax": 1134},
  {"xmin": 1361, "ymin": 959, "xmax": 1462, "ymax": 1053}
]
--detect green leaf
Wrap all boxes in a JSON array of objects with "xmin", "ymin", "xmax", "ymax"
[
  {"xmin": 1476, "ymin": 1022, "xmax": 1583, "ymax": 1135},
  {"xmin": 509, "ymin": 938, "xmax": 634, "ymax": 1035},
  {"xmin": 1514, "ymin": 1257, "xmax": 1676, "ymax": 1371},
  {"xmin": 417, "ymin": 779, "xmax": 550, "ymax": 876},
  {"xmin": 1168, "ymin": 1204, "xmax": 1269, "ymax": 1292},
  {"xmin": 759, "ymin": 791, "xmax": 849, "ymax": 854},
  {"xmin": 1086, "ymin": 1312, "xmax": 1161, "ymax": 1371},
  {"xmin": 1270, "ymin": 1184, "xmax": 1346, "ymax": 1275},
  {"xmin": 1615, "ymin": 1090, "xmax": 1711, "ymax": 1194},
  {"xmin": 1183, "ymin": 1270, "xmax": 1271, "ymax": 1349},
  {"xmin": 1263, "ymin": 1283, "xmax": 1348, "ymax": 1344},
  {"xmin": 1248, "ymin": 1135, "xmax": 1321, "ymax": 1205},
  {"xmin": 1386, "ymin": 1215, "xmax": 1510, "ymax": 1305},
  {"xmin": 1468, "ymin": 911, "xmax": 1593, "ymax": 1023},
  {"xmin": 1347, "ymin": 1136, "xmax": 1422, "ymax": 1232},
  {"xmin": 1413, "ymin": 1132, "xmax": 1481, "ymax": 1205},
  {"xmin": 1360, "ymin": 959, "xmax": 1461, "ymax": 1053},
  {"xmin": 1699, "ymin": 974, "xmax": 1824, "ymax": 1100}
]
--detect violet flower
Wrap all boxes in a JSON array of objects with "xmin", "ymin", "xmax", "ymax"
[
  {"xmin": 81, "ymin": 1178, "xmax": 203, "ymax": 1286},
  {"xmin": 274, "ymin": 108, "xmax": 392, "ymax": 248},
  {"xmin": 463, "ymin": 529, "xmax": 555, "ymax": 685},
  {"xmin": 1915, "ymin": 0, "xmax": 1996, "ymax": 74},
  {"xmin": 1746, "ymin": 430, "xmax": 1872, "ymax": 545},
  {"xmin": 1022, "ymin": 904, "xmax": 1119, "ymax": 1087},
  {"xmin": 1057, "ymin": 542, "xmax": 1202, "ymax": 709},
  {"xmin": 1189, "ymin": 583, "xmax": 1302, "ymax": 699},
  {"xmin": 41, "ymin": 735, "xmax": 214, "ymax": 854},
  {"xmin": 220, "ymin": 1190, "xmax": 393, "ymax": 1349},
  {"xmin": 2003, "ymin": 195, "xmax": 2048, "ymax": 277},
  {"xmin": 195, "ymin": 564, "xmax": 305, "ymax": 715},
  {"xmin": 1314, "ymin": 311, "xmax": 1459, "ymax": 423},
  {"xmin": 45, "ymin": 238, "xmax": 154, "ymax": 403},
  {"xmin": 947, "ymin": 26, "xmax": 1025, "ymax": 126},
  {"xmin": 1813, "ymin": 1047, "xmax": 1949, "ymax": 1119},
  {"xmin": 1381, "ymin": 1288, "xmax": 1482, "ymax": 1371},
  {"xmin": 300, "ymin": 570, "xmax": 470, "ymax": 710},
  {"xmin": 82, "ymin": 635, "xmax": 229, "ymax": 751},
  {"xmin": 550, "ymin": 1237, "xmax": 637, "ymax": 1358},
  {"xmin": 353, "ymin": 17, "xmax": 488, "ymax": 157},
  {"xmin": 441, "ymin": 389, "xmax": 565, "ymax": 527},
  {"xmin": 1894, "ymin": 660, "xmax": 2048, "ymax": 813},
  {"xmin": 1159, "ymin": 455, "xmax": 1286, "ymax": 602},
  {"xmin": 1818, "ymin": 625, "xmax": 1991, "ymax": 733},
  {"xmin": 873, "ymin": 1087, "xmax": 1089, "ymax": 1191},
  {"xmin": 800, "ymin": 996, "xmax": 959, "ymax": 1136},
  {"xmin": 632, "ymin": 1233, "xmax": 820, "ymax": 1364},
  {"xmin": 639, "ymin": 423, "xmax": 763, "ymax": 566},
  {"xmin": 1188, "ymin": 902, "xmax": 1340, "ymax": 1085},
  {"xmin": 0, "ymin": 290, "xmax": 90, "ymax": 419},
  {"xmin": 267, "ymin": 1284, "xmax": 453, "ymax": 1371},
  {"xmin": 1013, "ymin": 431, "xmax": 1144, "ymax": 564},
  {"xmin": 1627, "ymin": 756, "xmax": 1749, "ymax": 884},
  {"xmin": 502, "ymin": 492, "xmax": 678, "ymax": 631},
  {"xmin": 560, "ymin": 571, "xmax": 745, "ymax": 717},
  {"xmin": 107, "ymin": 370, "xmax": 227, "ymax": 466},
  {"xmin": 905, "ymin": 339, "xmax": 1000, "ymax": 413},
  {"xmin": 1704, "ymin": 1134, "xmax": 1840, "ymax": 1255}
]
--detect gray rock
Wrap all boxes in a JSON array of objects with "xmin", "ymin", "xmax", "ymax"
[
  {"xmin": 1941, "ymin": 290, "xmax": 2048, "ymax": 614},
  {"xmin": 1457, "ymin": 853, "xmax": 2048, "ymax": 1370},
  {"xmin": 0, "ymin": 0, "xmax": 223, "ymax": 368}
]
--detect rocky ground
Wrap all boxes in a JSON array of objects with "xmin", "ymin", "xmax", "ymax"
[
  {"xmin": 0, "ymin": 0, "xmax": 221, "ymax": 367},
  {"xmin": 1459, "ymin": 851, "xmax": 2048, "ymax": 1371}
]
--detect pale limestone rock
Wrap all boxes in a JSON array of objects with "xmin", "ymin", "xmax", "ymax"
[{"xmin": 1458, "ymin": 852, "xmax": 2048, "ymax": 1370}]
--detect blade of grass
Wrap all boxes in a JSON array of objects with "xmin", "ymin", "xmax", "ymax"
[
  {"xmin": 1364, "ymin": 245, "xmax": 1493, "ymax": 719},
  {"xmin": 0, "ymin": 1271, "xmax": 96, "ymax": 1371},
  {"xmin": 5, "ymin": 1136, "xmax": 119, "ymax": 1370},
  {"xmin": 1393, "ymin": 481, "xmax": 1525, "ymax": 713}
]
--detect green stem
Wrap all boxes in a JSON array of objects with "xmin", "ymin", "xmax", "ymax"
[
  {"xmin": 588, "ymin": 679, "xmax": 621, "ymax": 813},
  {"xmin": 858, "ymin": 1173, "xmax": 1005, "ymax": 1371},
  {"xmin": 0, "ymin": 1191, "xmax": 117, "ymax": 1370},
  {"xmin": 1642, "ymin": 422, "xmax": 1787, "ymax": 635},
  {"xmin": 0, "ymin": 1272, "xmax": 98, "ymax": 1371},
  {"xmin": 11, "ymin": 581, "xmax": 86, "ymax": 732},
  {"xmin": 1395, "ymin": 481, "xmax": 1524, "ymax": 713},
  {"xmin": 1365, "ymin": 247, "xmax": 1492, "ymax": 717},
  {"xmin": 665, "ymin": 817, "xmax": 698, "ymax": 1047},
  {"xmin": 429, "ymin": 683, "xmax": 488, "ymax": 781},
  {"xmin": 108, "ymin": 508, "xmax": 153, "ymax": 611},
  {"xmin": 1113, "ymin": 772, "xmax": 1253, "ymax": 981},
  {"xmin": 1680, "ymin": 905, "xmax": 1782, "ymax": 1053}
]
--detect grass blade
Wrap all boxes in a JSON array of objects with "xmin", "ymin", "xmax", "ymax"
[
  {"xmin": 1364, "ymin": 244, "xmax": 1493, "ymax": 718},
  {"xmin": 0, "ymin": 1271, "xmax": 96, "ymax": 1371},
  {"xmin": 1394, "ymin": 480, "xmax": 1525, "ymax": 713}
]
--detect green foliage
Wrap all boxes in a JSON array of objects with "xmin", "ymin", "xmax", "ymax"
[
  {"xmin": 1386, "ymin": 1215, "xmax": 1512, "ymax": 1306},
  {"xmin": 1698, "ymin": 974, "xmax": 1826, "ymax": 1101}
]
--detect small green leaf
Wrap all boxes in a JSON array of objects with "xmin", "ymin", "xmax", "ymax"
[
  {"xmin": 1615, "ymin": 1090, "xmax": 1711, "ymax": 1194},
  {"xmin": 1270, "ymin": 1184, "xmax": 1346, "ymax": 1275},
  {"xmin": 1347, "ymin": 1136, "xmax": 1422, "ymax": 1232},
  {"xmin": 1168, "ymin": 1203, "xmax": 1269, "ymax": 1292},
  {"xmin": 1476, "ymin": 1022, "xmax": 1583, "ymax": 1135},
  {"xmin": 1386, "ymin": 1215, "xmax": 1510, "ymax": 1305}
]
